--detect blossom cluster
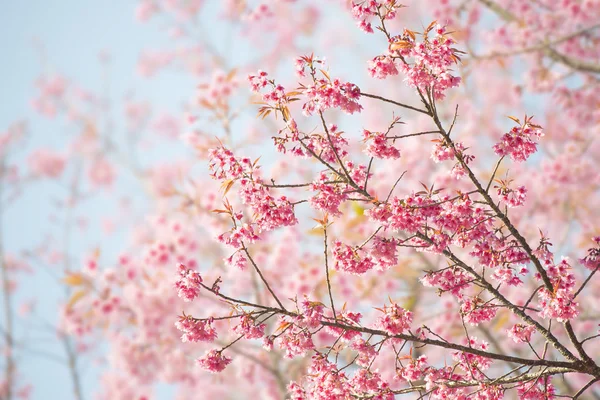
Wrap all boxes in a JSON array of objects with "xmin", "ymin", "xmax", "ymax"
[
  {"xmin": 493, "ymin": 117, "xmax": 544, "ymax": 162},
  {"xmin": 369, "ymin": 24, "xmax": 462, "ymax": 99},
  {"xmin": 351, "ymin": 0, "xmax": 402, "ymax": 33}
]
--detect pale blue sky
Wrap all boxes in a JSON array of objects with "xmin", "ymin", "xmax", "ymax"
[{"xmin": 0, "ymin": 1, "xmax": 194, "ymax": 398}]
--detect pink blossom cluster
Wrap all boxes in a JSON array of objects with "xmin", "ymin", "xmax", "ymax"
[
  {"xmin": 309, "ymin": 172, "xmax": 349, "ymax": 217},
  {"xmin": 324, "ymin": 310, "xmax": 363, "ymax": 341},
  {"xmin": 384, "ymin": 25, "xmax": 462, "ymax": 99},
  {"xmin": 431, "ymin": 140, "xmax": 474, "ymax": 179},
  {"xmin": 217, "ymin": 223, "xmax": 259, "ymax": 249},
  {"xmin": 369, "ymin": 236, "xmax": 398, "ymax": 270},
  {"xmin": 367, "ymin": 55, "xmax": 398, "ymax": 79},
  {"xmin": 580, "ymin": 236, "xmax": 600, "ymax": 271},
  {"xmin": 332, "ymin": 241, "xmax": 376, "ymax": 274},
  {"xmin": 175, "ymin": 315, "xmax": 217, "ymax": 343},
  {"xmin": 233, "ymin": 314, "xmax": 266, "ymax": 339},
  {"xmin": 493, "ymin": 118, "xmax": 544, "ymax": 162},
  {"xmin": 350, "ymin": 0, "xmax": 401, "ymax": 33},
  {"xmin": 196, "ymin": 350, "xmax": 232, "ymax": 374},
  {"xmin": 431, "ymin": 140, "xmax": 466, "ymax": 163},
  {"xmin": 350, "ymin": 338, "xmax": 378, "ymax": 367},
  {"xmin": 497, "ymin": 183, "xmax": 527, "ymax": 208},
  {"xmin": 290, "ymin": 354, "xmax": 394, "ymax": 400},
  {"xmin": 208, "ymin": 146, "xmax": 244, "ymax": 181},
  {"xmin": 507, "ymin": 324, "xmax": 536, "ymax": 343},
  {"xmin": 517, "ymin": 377, "xmax": 556, "ymax": 400},
  {"xmin": 460, "ymin": 296, "xmax": 498, "ymax": 326},
  {"xmin": 397, "ymin": 355, "xmax": 429, "ymax": 381},
  {"xmin": 174, "ymin": 263, "xmax": 203, "ymax": 302},
  {"xmin": 238, "ymin": 180, "xmax": 297, "ymax": 232},
  {"xmin": 301, "ymin": 77, "xmax": 362, "ymax": 116},
  {"xmin": 363, "ymin": 129, "xmax": 401, "ymax": 159},
  {"xmin": 420, "ymin": 267, "xmax": 472, "ymax": 296},
  {"xmin": 209, "ymin": 145, "xmax": 298, "ymax": 234},
  {"xmin": 376, "ymin": 302, "xmax": 413, "ymax": 335},
  {"xmin": 537, "ymin": 258, "xmax": 579, "ymax": 322},
  {"xmin": 278, "ymin": 324, "xmax": 315, "ymax": 359},
  {"xmin": 305, "ymin": 124, "xmax": 349, "ymax": 164},
  {"xmin": 452, "ymin": 338, "xmax": 492, "ymax": 380},
  {"xmin": 247, "ymin": 70, "xmax": 270, "ymax": 93},
  {"xmin": 367, "ymin": 192, "xmax": 491, "ymax": 254},
  {"xmin": 298, "ymin": 298, "xmax": 325, "ymax": 329}
]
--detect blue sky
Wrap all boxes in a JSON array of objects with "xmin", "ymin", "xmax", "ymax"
[{"xmin": 0, "ymin": 2, "xmax": 191, "ymax": 398}]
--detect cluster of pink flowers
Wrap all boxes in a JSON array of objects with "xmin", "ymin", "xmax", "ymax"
[
  {"xmin": 349, "ymin": 369, "xmax": 393, "ymax": 399},
  {"xmin": 431, "ymin": 140, "xmax": 474, "ymax": 179},
  {"xmin": 517, "ymin": 377, "xmax": 556, "ymax": 400},
  {"xmin": 247, "ymin": 70, "xmax": 270, "ymax": 93},
  {"xmin": 367, "ymin": 55, "xmax": 399, "ymax": 79},
  {"xmin": 350, "ymin": 0, "xmax": 401, "ymax": 33},
  {"xmin": 174, "ymin": 263, "xmax": 202, "ymax": 302},
  {"xmin": 363, "ymin": 129, "xmax": 401, "ymax": 159},
  {"xmin": 238, "ymin": 179, "xmax": 298, "ymax": 232},
  {"xmin": 325, "ymin": 310, "xmax": 363, "ymax": 341},
  {"xmin": 309, "ymin": 172, "xmax": 349, "ymax": 217},
  {"xmin": 580, "ymin": 237, "xmax": 600, "ymax": 271},
  {"xmin": 217, "ymin": 223, "xmax": 259, "ymax": 250},
  {"xmin": 376, "ymin": 302, "xmax": 413, "ymax": 335},
  {"xmin": 452, "ymin": 338, "xmax": 492, "ymax": 380},
  {"xmin": 537, "ymin": 258, "xmax": 579, "ymax": 322},
  {"xmin": 196, "ymin": 350, "xmax": 232, "ymax": 373},
  {"xmin": 431, "ymin": 140, "xmax": 465, "ymax": 163},
  {"xmin": 332, "ymin": 241, "xmax": 376, "ymax": 274},
  {"xmin": 304, "ymin": 124, "xmax": 349, "ymax": 164},
  {"xmin": 423, "ymin": 366, "xmax": 468, "ymax": 399},
  {"xmin": 507, "ymin": 324, "xmax": 536, "ymax": 343},
  {"xmin": 496, "ymin": 182, "xmax": 527, "ymax": 208},
  {"xmin": 420, "ymin": 267, "xmax": 473, "ymax": 296},
  {"xmin": 369, "ymin": 236, "xmax": 398, "ymax": 270},
  {"xmin": 367, "ymin": 192, "xmax": 492, "ymax": 256},
  {"xmin": 493, "ymin": 117, "xmax": 544, "ymax": 162},
  {"xmin": 460, "ymin": 296, "xmax": 498, "ymax": 326},
  {"xmin": 491, "ymin": 266, "xmax": 528, "ymax": 287},
  {"xmin": 298, "ymin": 298, "xmax": 325, "ymax": 329},
  {"xmin": 470, "ymin": 237, "xmax": 528, "ymax": 270},
  {"xmin": 385, "ymin": 25, "xmax": 462, "ymax": 99},
  {"xmin": 233, "ymin": 314, "xmax": 266, "ymax": 339},
  {"xmin": 209, "ymin": 145, "xmax": 298, "ymax": 234},
  {"xmin": 289, "ymin": 355, "xmax": 350, "ymax": 399},
  {"xmin": 290, "ymin": 355, "xmax": 392, "ymax": 400},
  {"xmin": 175, "ymin": 315, "xmax": 217, "ymax": 343},
  {"xmin": 397, "ymin": 355, "xmax": 429, "ymax": 381},
  {"xmin": 279, "ymin": 324, "xmax": 315, "ymax": 359},
  {"xmin": 301, "ymin": 77, "xmax": 362, "ymax": 116},
  {"xmin": 350, "ymin": 338, "xmax": 378, "ymax": 367},
  {"xmin": 366, "ymin": 195, "xmax": 429, "ymax": 234},
  {"xmin": 208, "ymin": 146, "xmax": 244, "ymax": 180}
]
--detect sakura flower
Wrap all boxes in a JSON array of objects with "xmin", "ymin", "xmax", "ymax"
[
  {"xmin": 233, "ymin": 314, "xmax": 266, "ymax": 340},
  {"xmin": 175, "ymin": 315, "xmax": 217, "ymax": 343},
  {"xmin": 376, "ymin": 303, "xmax": 413, "ymax": 335},
  {"xmin": 174, "ymin": 263, "xmax": 202, "ymax": 302},
  {"xmin": 507, "ymin": 324, "xmax": 536, "ymax": 343},
  {"xmin": 493, "ymin": 117, "xmax": 544, "ymax": 162},
  {"xmin": 197, "ymin": 350, "xmax": 232, "ymax": 373},
  {"xmin": 332, "ymin": 241, "xmax": 376, "ymax": 275}
]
